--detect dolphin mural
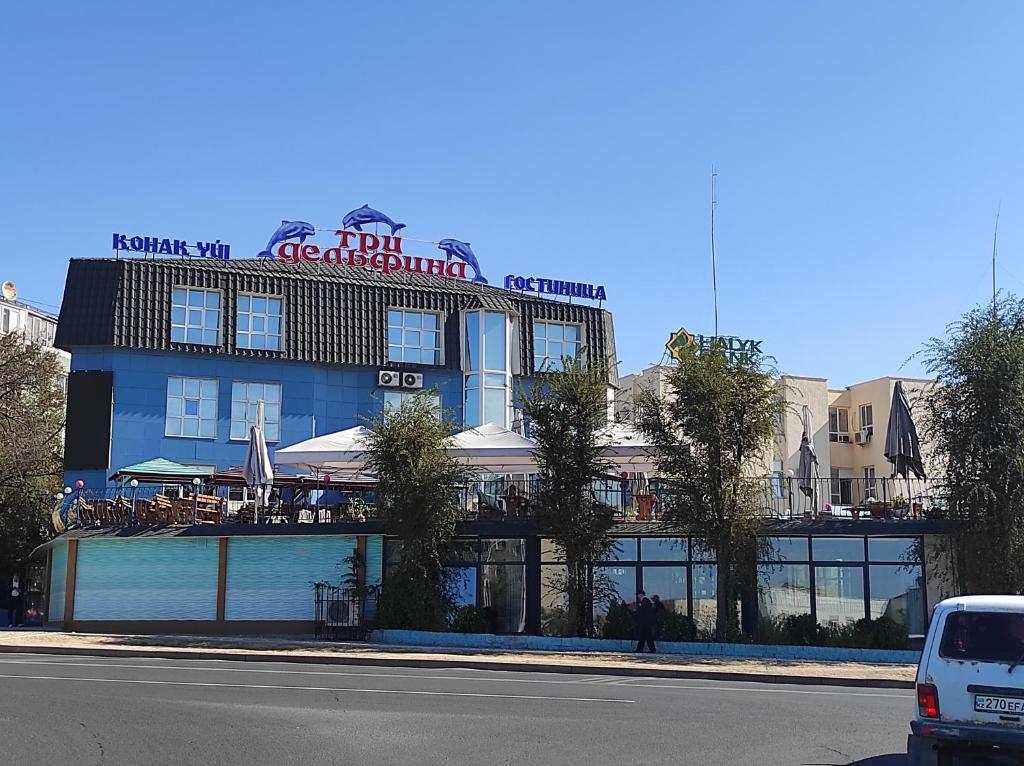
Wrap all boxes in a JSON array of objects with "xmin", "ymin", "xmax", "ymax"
[
  {"xmin": 258, "ymin": 220, "xmax": 316, "ymax": 258},
  {"xmin": 437, "ymin": 239, "xmax": 487, "ymax": 284},
  {"xmin": 341, "ymin": 205, "xmax": 406, "ymax": 235}
]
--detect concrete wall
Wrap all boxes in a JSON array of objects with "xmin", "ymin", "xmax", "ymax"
[{"xmin": 65, "ymin": 348, "xmax": 466, "ymax": 488}]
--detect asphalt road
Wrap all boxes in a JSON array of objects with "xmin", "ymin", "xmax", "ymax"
[{"xmin": 0, "ymin": 653, "xmax": 913, "ymax": 766}]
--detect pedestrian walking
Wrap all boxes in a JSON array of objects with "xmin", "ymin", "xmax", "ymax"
[
  {"xmin": 8, "ymin": 581, "xmax": 23, "ymax": 628},
  {"xmin": 633, "ymin": 590, "xmax": 657, "ymax": 653}
]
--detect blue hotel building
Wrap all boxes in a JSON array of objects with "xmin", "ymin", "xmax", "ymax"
[{"xmin": 57, "ymin": 256, "xmax": 617, "ymax": 488}]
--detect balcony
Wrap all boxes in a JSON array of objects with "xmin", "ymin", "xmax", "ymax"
[{"xmin": 55, "ymin": 476, "xmax": 944, "ymax": 531}]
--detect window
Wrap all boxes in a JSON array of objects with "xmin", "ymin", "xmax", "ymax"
[
  {"xmin": 230, "ymin": 382, "xmax": 281, "ymax": 442},
  {"xmin": 940, "ymin": 612, "xmax": 1024, "ymax": 663},
  {"xmin": 171, "ymin": 287, "xmax": 221, "ymax": 345},
  {"xmin": 828, "ymin": 407, "xmax": 850, "ymax": 442},
  {"xmin": 383, "ymin": 390, "xmax": 441, "ymax": 417},
  {"xmin": 166, "ymin": 377, "xmax": 217, "ymax": 438},
  {"xmin": 440, "ymin": 538, "xmax": 526, "ymax": 633},
  {"xmin": 1, "ymin": 307, "xmax": 10, "ymax": 333},
  {"xmin": 237, "ymin": 294, "xmax": 282, "ymax": 351},
  {"xmin": 830, "ymin": 468, "xmax": 852, "ymax": 505},
  {"xmin": 859, "ymin": 404, "xmax": 873, "ymax": 434},
  {"xmin": 863, "ymin": 466, "xmax": 876, "ymax": 498},
  {"xmin": 464, "ymin": 311, "xmax": 510, "ymax": 428},
  {"xmin": 388, "ymin": 310, "xmax": 442, "ymax": 365},
  {"xmin": 533, "ymin": 321, "xmax": 582, "ymax": 372},
  {"xmin": 758, "ymin": 564, "xmax": 812, "ymax": 620}
]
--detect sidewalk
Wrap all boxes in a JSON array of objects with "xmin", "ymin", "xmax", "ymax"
[{"xmin": 0, "ymin": 631, "xmax": 915, "ymax": 688}]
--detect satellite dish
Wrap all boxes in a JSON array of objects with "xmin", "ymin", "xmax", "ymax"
[{"xmin": 1, "ymin": 281, "xmax": 16, "ymax": 301}]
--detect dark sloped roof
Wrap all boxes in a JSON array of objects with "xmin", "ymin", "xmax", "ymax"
[{"xmin": 56, "ymin": 258, "xmax": 616, "ymax": 378}]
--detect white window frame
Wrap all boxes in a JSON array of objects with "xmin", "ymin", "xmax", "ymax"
[
  {"xmin": 859, "ymin": 403, "xmax": 873, "ymax": 433},
  {"xmin": 236, "ymin": 293, "xmax": 284, "ymax": 352},
  {"xmin": 171, "ymin": 287, "xmax": 222, "ymax": 346},
  {"xmin": 383, "ymin": 390, "xmax": 442, "ymax": 418},
  {"xmin": 165, "ymin": 376, "xmax": 218, "ymax": 439},
  {"xmin": 863, "ymin": 465, "xmax": 876, "ymax": 498},
  {"xmin": 462, "ymin": 310, "xmax": 511, "ymax": 429},
  {"xmin": 230, "ymin": 381, "xmax": 282, "ymax": 442},
  {"xmin": 387, "ymin": 309, "xmax": 443, "ymax": 365},
  {"xmin": 533, "ymin": 321, "xmax": 583, "ymax": 372},
  {"xmin": 829, "ymin": 406, "xmax": 850, "ymax": 443}
]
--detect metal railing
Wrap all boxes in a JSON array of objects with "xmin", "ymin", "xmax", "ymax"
[
  {"xmin": 313, "ymin": 584, "xmax": 378, "ymax": 641},
  {"xmin": 755, "ymin": 476, "xmax": 945, "ymax": 521},
  {"xmin": 56, "ymin": 476, "xmax": 945, "ymax": 529}
]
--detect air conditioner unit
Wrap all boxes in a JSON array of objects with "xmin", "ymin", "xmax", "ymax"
[
  {"xmin": 855, "ymin": 428, "xmax": 872, "ymax": 445},
  {"xmin": 378, "ymin": 370, "xmax": 400, "ymax": 387},
  {"xmin": 402, "ymin": 372, "xmax": 424, "ymax": 389}
]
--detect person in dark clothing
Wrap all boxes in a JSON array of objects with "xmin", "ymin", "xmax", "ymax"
[
  {"xmin": 633, "ymin": 590, "xmax": 657, "ymax": 653},
  {"xmin": 8, "ymin": 582, "xmax": 23, "ymax": 628}
]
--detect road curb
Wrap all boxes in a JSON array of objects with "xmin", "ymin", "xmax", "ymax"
[{"xmin": 0, "ymin": 644, "xmax": 914, "ymax": 689}]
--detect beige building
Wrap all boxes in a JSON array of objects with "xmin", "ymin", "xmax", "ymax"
[
  {"xmin": 0, "ymin": 281, "xmax": 70, "ymax": 382},
  {"xmin": 617, "ymin": 365, "xmax": 936, "ymax": 510}
]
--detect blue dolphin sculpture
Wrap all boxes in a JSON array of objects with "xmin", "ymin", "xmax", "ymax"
[
  {"xmin": 258, "ymin": 220, "xmax": 316, "ymax": 258},
  {"xmin": 437, "ymin": 239, "xmax": 487, "ymax": 283},
  {"xmin": 342, "ymin": 204, "xmax": 406, "ymax": 235}
]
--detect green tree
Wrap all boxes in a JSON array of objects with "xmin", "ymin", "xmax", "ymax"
[
  {"xmin": 364, "ymin": 392, "xmax": 468, "ymax": 630},
  {"xmin": 634, "ymin": 343, "xmax": 781, "ymax": 641},
  {"xmin": 0, "ymin": 334, "xmax": 64, "ymax": 577},
  {"xmin": 923, "ymin": 297, "xmax": 1024, "ymax": 594},
  {"xmin": 519, "ymin": 356, "xmax": 616, "ymax": 637}
]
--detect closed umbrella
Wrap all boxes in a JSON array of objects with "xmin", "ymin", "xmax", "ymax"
[
  {"xmin": 797, "ymin": 405, "xmax": 819, "ymax": 500},
  {"xmin": 243, "ymin": 400, "xmax": 274, "ymax": 522},
  {"xmin": 884, "ymin": 381, "xmax": 926, "ymax": 479}
]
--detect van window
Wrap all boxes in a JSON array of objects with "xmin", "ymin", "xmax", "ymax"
[{"xmin": 939, "ymin": 611, "xmax": 1024, "ymax": 663}]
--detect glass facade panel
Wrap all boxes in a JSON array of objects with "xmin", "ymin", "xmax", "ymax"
[
  {"xmin": 691, "ymin": 539, "xmax": 715, "ymax": 560},
  {"xmin": 601, "ymin": 538, "xmax": 638, "ymax": 561},
  {"xmin": 540, "ymin": 539, "xmax": 565, "ymax": 562},
  {"xmin": 692, "ymin": 564, "xmax": 717, "ymax": 631},
  {"xmin": 812, "ymin": 537, "xmax": 865, "ymax": 562},
  {"xmin": 869, "ymin": 564, "xmax": 926, "ymax": 635},
  {"xmin": 868, "ymin": 538, "xmax": 920, "ymax": 562},
  {"xmin": 480, "ymin": 564, "xmax": 526, "ymax": 633},
  {"xmin": 171, "ymin": 287, "xmax": 221, "ymax": 345},
  {"xmin": 762, "ymin": 536, "xmax": 809, "ymax": 562},
  {"xmin": 383, "ymin": 390, "xmax": 441, "ymax": 418},
  {"xmin": 540, "ymin": 564, "xmax": 568, "ymax": 636},
  {"xmin": 480, "ymin": 538, "xmax": 526, "ymax": 563},
  {"xmin": 463, "ymin": 310, "xmax": 510, "ymax": 428},
  {"xmin": 640, "ymin": 537, "xmax": 687, "ymax": 561},
  {"xmin": 757, "ymin": 564, "xmax": 812, "ymax": 619},
  {"xmin": 593, "ymin": 565, "xmax": 637, "ymax": 618},
  {"xmin": 814, "ymin": 566, "xmax": 865, "ymax": 625},
  {"xmin": 640, "ymin": 566, "xmax": 687, "ymax": 613},
  {"xmin": 447, "ymin": 566, "xmax": 476, "ymax": 607}
]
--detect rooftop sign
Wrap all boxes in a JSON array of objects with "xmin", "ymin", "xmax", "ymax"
[
  {"xmin": 112, "ymin": 233, "xmax": 230, "ymax": 260},
  {"xmin": 667, "ymin": 327, "xmax": 762, "ymax": 364}
]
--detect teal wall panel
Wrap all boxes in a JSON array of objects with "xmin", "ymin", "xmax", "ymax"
[
  {"xmin": 225, "ymin": 536, "xmax": 356, "ymax": 621},
  {"xmin": 363, "ymin": 535, "xmax": 384, "ymax": 620},
  {"xmin": 74, "ymin": 538, "xmax": 219, "ymax": 620},
  {"xmin": 48, "ymin": 541, "xmax": 68, "ymax": 621}
]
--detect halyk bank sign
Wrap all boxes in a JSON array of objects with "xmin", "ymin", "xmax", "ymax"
[
  {"xmin": 111, "ymin": 204, "xmax": 607, "ymax": 302},
  {"xmin": 667, "ymin": 327, "xmax": 763, "ymax": 364}
]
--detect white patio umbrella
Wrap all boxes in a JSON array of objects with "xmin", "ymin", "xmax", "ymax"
[
  {"xmin": 242, "ymin": 400, "xmax": 274, "ymax": 522},
  {"xmin": 274, "ymin": 425, "xmax": 374, "ymax": 474},
  {"xmin": 445, "ymin": 423, "xmax": 539, "ymax": 472},
  {"xmin": 595, "ymin": 422, "xmax": 658, "ymax": 472}
]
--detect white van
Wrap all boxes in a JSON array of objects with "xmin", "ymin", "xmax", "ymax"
[{"xmin": 909, "ymin": 595, "xmax": 1024, "ymax": 765}]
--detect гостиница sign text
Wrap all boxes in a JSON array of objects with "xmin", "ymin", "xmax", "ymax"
[
  {"xmin": 112, "ymin": 233, "xmax": 230, "ymax": 260},
  {"xmin": 502, "ymin": 274, "xmax": 606, "ymax": 302}
]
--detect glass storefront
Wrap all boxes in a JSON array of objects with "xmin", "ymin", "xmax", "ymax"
[{"xmin": 759, "ymin": 535, "xmax": 926, "ymax": 637}]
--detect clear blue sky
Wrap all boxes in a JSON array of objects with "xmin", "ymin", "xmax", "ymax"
[{"xmin": 3, "ymin": 2, "xmax": 1022, "ymax": 386}]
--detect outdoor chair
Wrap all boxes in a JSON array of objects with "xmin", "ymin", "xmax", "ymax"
[
  {"xmin": 151, "ymin": 494, "xmax": 174, "ymax": 524},
  {"xmin": 194, "ymin": 493, "xmax": 224, "ymax": 525}
]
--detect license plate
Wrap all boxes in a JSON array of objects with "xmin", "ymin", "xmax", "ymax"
[{"xmin": 975, "ymin": 695, "xmax": 1024, "ymax": 714}]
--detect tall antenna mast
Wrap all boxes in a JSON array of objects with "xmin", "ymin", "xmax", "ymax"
[
  {"xmin": 992, "ymin": 202, "xmax": 1001, "ymax": 304},
  {"xmin": 711, "ymin": 165, "xmax": 719, "ymax": 336}
]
